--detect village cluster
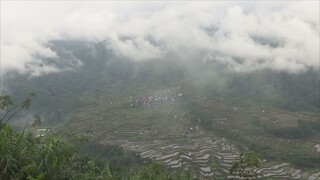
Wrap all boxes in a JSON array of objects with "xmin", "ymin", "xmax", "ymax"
[{"xmin": 133, "ymin": 94, "xmax": 182, "ymax": 107}]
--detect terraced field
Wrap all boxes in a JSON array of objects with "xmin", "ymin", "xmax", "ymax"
[
  {"xmin": 70, "ymin": 119, "xmax": 319, "ymax": 179},
  {"xmin": 68, "ymin": 88, "xmax": 319, "ymax": 179},
  {"xmin": 100, "ymin": 128, "xmax": 318, "ymax": 179}
]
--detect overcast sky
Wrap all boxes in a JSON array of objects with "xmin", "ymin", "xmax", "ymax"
[{"xmin": 1, "ymin": 1, "xmax": 319, "ymax": 76}]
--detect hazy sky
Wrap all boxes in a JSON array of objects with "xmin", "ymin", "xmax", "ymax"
[{"xmin": 1, "ymin": 1, "xmax": 319, "ymax": 76}]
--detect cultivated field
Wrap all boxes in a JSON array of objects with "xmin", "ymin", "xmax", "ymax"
[{"xmin": 68, "ymin": 86, "xmax": 320, "ymax": 179}]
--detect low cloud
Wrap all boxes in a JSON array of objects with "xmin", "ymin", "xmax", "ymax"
[{"xmin": 1, "ymin": 1, "xmax": 319, "ymax": 76}]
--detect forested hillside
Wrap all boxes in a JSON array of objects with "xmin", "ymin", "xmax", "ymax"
[
  {"xmin": 2, "ymin": 1, "xmax": 319, "ymax": 179},
  {"xmin": 3, "ymin": 41, "xmax": 319, "ymax": 178},
  {"xmin": 5, "ymin": 40, "xmax": 319, "ymax": 126}
]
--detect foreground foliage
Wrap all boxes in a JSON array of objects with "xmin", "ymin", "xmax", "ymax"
[
  {"xmin": 0, "ymin": 124, "xmax": 113, "ymax": 179},
  {"xmin": 0, "ymin": 124, "xmax": 196, "ymax": 180},
  {"xmin": 229, "ymin": 152, "xmax": 261, "ymax": 178},
  {"xmin": 0, "ymin": 93, "xmax": 194, "ymax": 179}
]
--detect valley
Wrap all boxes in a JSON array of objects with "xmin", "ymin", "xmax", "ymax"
[
  {"xmin": 2, "ymin": 2, "xmax": 319, "ymax": 179},
  {"xmin": 66, "ymin": 85, "xmax": 320, "ymax": 179}
]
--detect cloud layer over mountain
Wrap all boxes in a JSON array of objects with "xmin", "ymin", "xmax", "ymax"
[{"xmin": 1, "ymin": 1, "xmax": 319, "ymax": 76}]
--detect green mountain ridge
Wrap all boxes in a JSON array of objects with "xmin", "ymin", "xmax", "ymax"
[
  {"xmin": 3, "ymin": 40, "xmax": 320, "ymax": 179},
  {"xmin": 5, "ymin": 40, "xmax": 319, "ymax": 126}
]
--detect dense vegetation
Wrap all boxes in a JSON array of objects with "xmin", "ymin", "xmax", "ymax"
[
  {"xmin": 0, "ymin": 93, "xmax": 195, "ymax": 179},
  {"xmin": 1, "ymin": 124, "xmax": 108, "ymax": 179},
  {"xmin": 1, "ymin": 124, "xmax": 197, "ymax": 180},
  {"xmin": 230, "ymin": 152, "xmax": 262, "ymax": 178}
]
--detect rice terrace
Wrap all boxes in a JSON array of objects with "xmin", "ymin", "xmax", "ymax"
[{"xmin": 1, "ymin": 1, "xmax": 319, "ymax": 179}]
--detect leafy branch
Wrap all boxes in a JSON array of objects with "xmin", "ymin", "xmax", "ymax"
[{"xmin": 0, "ymin": 92, "xmax": 35, "ymax": 131}]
